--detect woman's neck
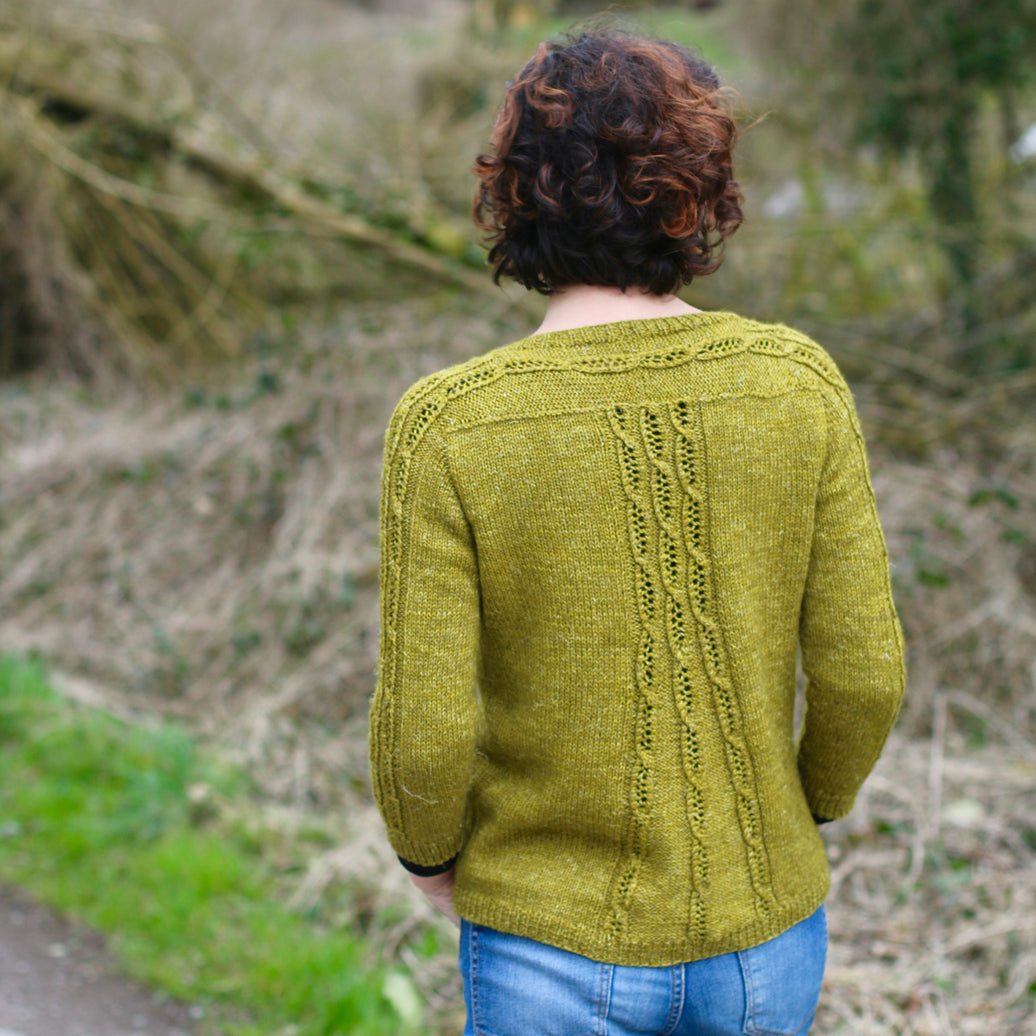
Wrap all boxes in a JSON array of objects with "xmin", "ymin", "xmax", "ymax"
[{"xmin": 532, "ymin": 284, "xmax": 700, "ymax": 336}]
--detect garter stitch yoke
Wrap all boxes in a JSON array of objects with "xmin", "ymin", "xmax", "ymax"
[{"xmin": 369, "ymin": 311, "xmax": 905, "ymax": 967}]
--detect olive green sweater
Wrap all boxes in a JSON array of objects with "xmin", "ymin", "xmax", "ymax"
[{"xmin": 370, "ymin": 311, "xmax": 904, "ymax": 966}]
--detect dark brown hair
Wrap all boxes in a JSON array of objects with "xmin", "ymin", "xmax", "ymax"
[{"xmin": 473, "ymin": 32, "xmax": 743, "ymax": 295}]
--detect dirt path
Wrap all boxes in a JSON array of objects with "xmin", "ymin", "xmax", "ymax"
[{"xmin": 0, "ymin": 886, "xmax": 200, "ymax": 1036}]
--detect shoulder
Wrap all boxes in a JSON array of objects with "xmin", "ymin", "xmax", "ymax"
[
  {"xmin": 727, "ymin": 315, "xmax": 859, "ymax": 423},
  {"xmin": 731, "ymin": 317, "xmax": 845, "ymax": 387},
  {"xmin": 383, "ymin": 345, "xmax": 514, "ymax": 463}
]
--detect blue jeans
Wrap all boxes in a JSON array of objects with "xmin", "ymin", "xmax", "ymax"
[{"xmin": 460, "ymin": 906, "xmax": 827, "ymax": 1036}]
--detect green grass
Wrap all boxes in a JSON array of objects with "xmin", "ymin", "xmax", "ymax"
[{"xmin": 0, "ymin": 654, "xmax": 415, "ymax": 1036}]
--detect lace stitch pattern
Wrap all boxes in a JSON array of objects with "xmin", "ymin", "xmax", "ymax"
[
  {"xmin": 606, "ymin": 399, "xmax": 783, "ymax": 932},
  {"xmin": 671, "ymin": 399, "xmax": 779, "ymax": 920},
  {"xmin": 607, "ymin": 403, "xmax": 716, "ymax": 937},
  {"xmin": 643, "ymin": 404, "xmax": 712, "ymax": 938},
  {"xmin": 605, "ymin": 404, "xmax": 658, "ymax": 939},
  {"xmin": 503, "ymin": 316, "xmax": 851, "ymax": 395}
]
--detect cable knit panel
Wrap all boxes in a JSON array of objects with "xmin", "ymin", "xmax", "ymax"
[
  {"xmin": 669, "ymin": 400, "xmax": 779, "ymax": 922},
  {"xmin": 605, "ymin": 404, "xmax": 661, "ymax": 942},
  {"xmin": 370, "ymin": 311, "xmax": 905, "ymax": 966},
  {"xmin": 608, "ymin": 403, "xmax": 712, "ymax": 942}
]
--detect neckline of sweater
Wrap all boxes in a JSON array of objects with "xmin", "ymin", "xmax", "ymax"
[{"xmin": 505, "ymin": 309, "xmax": 741, "ymax": 354}]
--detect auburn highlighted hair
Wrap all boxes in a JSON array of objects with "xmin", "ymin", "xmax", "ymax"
[{"xmin": 473, "ymin": 32, "xmax": 743, "ymax": 295}]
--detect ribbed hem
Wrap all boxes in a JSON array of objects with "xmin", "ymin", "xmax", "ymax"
[{"xmin": 452, "ymin": 880, "xmax": 830, "ymax": 968}]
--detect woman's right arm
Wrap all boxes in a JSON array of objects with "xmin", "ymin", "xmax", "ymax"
[{"xmin": 796, "ymin": 386, "xmax": 906, "ymax": 822}]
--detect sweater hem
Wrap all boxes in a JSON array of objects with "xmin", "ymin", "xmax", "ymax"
[{"xmin": 452, "ymin": 879, "xmax": 830, "ymax": 967}]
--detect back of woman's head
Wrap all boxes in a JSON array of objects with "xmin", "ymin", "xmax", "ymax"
[{"xmin": 473, "ymin": 32, "xmax": 743, "ymax": 296}]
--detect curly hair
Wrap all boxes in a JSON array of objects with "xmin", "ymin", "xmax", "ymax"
[{"xmin": 472, "ymin": 33, "xmax": 743, "ymax": 295}]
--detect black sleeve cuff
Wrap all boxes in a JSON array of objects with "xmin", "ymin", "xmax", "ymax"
[
  {"xmin": 397, "ymin": 854, "xmax": 459, "ymax": 876},
  {"xmin": 811, "ymin": 813, "xmax": 833, "ymax": 826}
]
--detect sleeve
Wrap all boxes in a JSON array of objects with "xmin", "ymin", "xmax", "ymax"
[
  {"xmin": 368, "ymin": 392, "xmax": 480, "ymax": 870},
  {"xmin": 796, "ymin": 383, "xmax": 905, "ymax": 821}
]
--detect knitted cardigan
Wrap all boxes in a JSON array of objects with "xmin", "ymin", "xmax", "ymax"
[{"xmin": 369, "ymin": 311, "xmax": 905, "ymax": 967}]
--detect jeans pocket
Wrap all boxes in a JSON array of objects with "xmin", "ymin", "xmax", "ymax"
[
  {"xmin": 462, "ymin": 922, "xmax": 611, "ymax": 1036},
  {"xmin": 737, "ymin": 906, "xmax": 827, "ymax": 1036}
]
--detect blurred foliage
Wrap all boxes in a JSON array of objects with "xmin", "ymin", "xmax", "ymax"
[
  {"xmin": 840, "ymin": 0, "xmax": 1036, "ymax": 324},
  {"xmin": 1, "ymin": 0, "xmax": 1034, "ymax": 384},
  {"xmin": 742, "ymin": 0, "xmax": 1036, "ymax": 370},
  {"xmin": 470, "ymin": 0, "xmax": 721, "ymax": 34},
  {"xmin": 0, "ymin": 3, "xmax": 491, "ymax": 383}
]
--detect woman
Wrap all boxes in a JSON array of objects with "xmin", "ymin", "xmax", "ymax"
[{"xmin": 370, "ymin": 31, "xmax": 904, "ymax": 1036}]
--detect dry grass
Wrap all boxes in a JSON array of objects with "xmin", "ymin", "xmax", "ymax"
[
  {"xmin": 815, "ymin": 734, "xmax": 1036, "ymax": 1034},
  {"xmin": 0, "ymin": 295, "xmax": 527, "ymax": 788},
  {"xmin": 0, "ymin": 0, "xmax": 506, "ymax": 382}
]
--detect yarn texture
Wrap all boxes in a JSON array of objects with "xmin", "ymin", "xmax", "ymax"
[{"xmin": 369, "ymin": 311, "xmax": 905, "ymax": 966}]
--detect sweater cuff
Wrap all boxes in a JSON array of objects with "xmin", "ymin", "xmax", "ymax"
[
  {"xmin": 398, "ymin": 854, "xmax": 458, "ymax": 876},
  {"xmin": 801, "ymin": 784, "xmax": 858, "ymax": 823}
]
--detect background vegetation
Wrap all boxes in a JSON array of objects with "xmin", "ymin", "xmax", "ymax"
[
  {"xmin": 1, "ymin": 0, "xmax": 1034, "ymax": 1033},
  {"xmin": 0, "ymin": 654, "xmax": 423, "ymax": 1035}
]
